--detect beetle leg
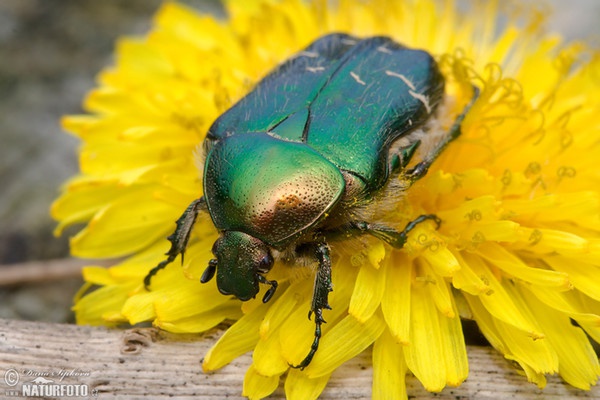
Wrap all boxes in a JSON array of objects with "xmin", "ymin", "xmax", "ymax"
[
  {"xmin": 144, "ymin": 197, "xmax": 206, "ymax": 289},
  {"xmin": 349, "ymin": 214, "xmax": 441, "ymax": 249},
  {"xmin": 406, "ymin": 86, "xmax": 480, "ymax": 182},
  {"xmin": 390, "ymin": 140, "xmax": 421, "ymax": 173},
  {"xmin": 290, "ymin": 241, "xmax": 332, "ymax": 370},
  {"xmin": 257, "ymin": 274, "xmax": 279, "ymax": 303}
]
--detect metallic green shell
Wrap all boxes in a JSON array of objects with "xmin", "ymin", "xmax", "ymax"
[
  {"xmin": 203, "ymin": 133, "xmax": 345, "ymax": 247},
  {"xmin": 203, "ymin": 33, "xmax": 444, "ymax": 246},
  {"xmin": 207, "ymin": 33, "xmax": 444, "ymax": 190}
]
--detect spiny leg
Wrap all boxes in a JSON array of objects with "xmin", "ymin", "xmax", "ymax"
[
  {"xmin": 354, "ymin": 88, "xmax": 480, "ymax": 248},
  {"xmin": 350, "ymin": 214, "xmax": 441, "ymax": 249},
  {"xmin": 290, "ymin": 241, "xmax": 332, "ymax": 370},
  {"xmin": 286, "ymin": 89, "xmax": 480, "ymax": 369},
  {"xmin": 390, "ymin": 140, "xmax": 421, "ymax": 174},
  {"xmin": 144, "ymin": 197, "xmax": 206, "ymax": 289},
  {"xmin": 406, "ymin": 86, "xmax": 480, "ymax": 182}
]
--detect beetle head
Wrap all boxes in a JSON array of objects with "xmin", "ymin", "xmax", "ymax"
[{"xmin": 201, "ymin": 231, "xmax": 276, "ymax": 302}]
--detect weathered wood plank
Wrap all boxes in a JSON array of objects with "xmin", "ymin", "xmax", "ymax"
[{"xmin": 0, "ymin": 318, "xmax": 598, "ymax": 398}]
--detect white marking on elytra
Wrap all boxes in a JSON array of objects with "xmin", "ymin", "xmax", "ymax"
[
  {"xmin": 350, "ymin": 71, "xmax": 366, "ymax": 85},
  {"xmin": 341, "ymin": 38, "xmax": 358, "ymax": 45},
  {"xmin": 408, "ymin": 119, "xmax": 413, "ymax": 126},
  {"xmin": 409, "ymin": 90, "xmax": 432, "ymax": 114},
  {"xmin": 377, "ymin": 46, "xmax": 393, "ymax": 54},
  {"xmin": 299, "ymin": 51, "xmax": 319, "ymax": 58},
  {"xmin": 385, "ymin": 70, "xmax": 416, "ymax": 91},
  {"xmin": 306, "ymin": 66, "xmax": 325, "ymax": 73},
  {"xmin": 265, "ymin": 130, "xmax": 294, "ymax": 142}
]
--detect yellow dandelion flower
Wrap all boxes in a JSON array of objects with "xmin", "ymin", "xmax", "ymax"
[{"xmin": 52, "ymin": 0, "xmax": 600, "ymax": 398}]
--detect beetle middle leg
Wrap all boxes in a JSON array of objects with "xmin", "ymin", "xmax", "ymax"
[
  {"xmin": 348, "ymin": 214, "xmax": 441, "ymax": 249},
  {"xmin": 351, "ymin": 88, "xmax": 480, "ymax": 249},
  {"xmin": 290, "ymin": 241, "xmax": 332, "ymax": 370},
  {"xmin": 144, "ymin": 197, "xmax": 206, "ymax": 289}
]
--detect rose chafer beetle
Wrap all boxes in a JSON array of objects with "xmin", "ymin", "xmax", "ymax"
[{"xmin": 145, "ymin": 33, "xmax": 479, "ymax": 369}]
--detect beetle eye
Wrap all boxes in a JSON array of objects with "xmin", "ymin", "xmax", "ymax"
[{"xmin": 257, "ymin": 254, "xmax": 274, "ymax": 273}]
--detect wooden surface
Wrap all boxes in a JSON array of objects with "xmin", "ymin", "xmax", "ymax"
[
  {"xmin": 0, "ymin": 258, "xmax": 111, "ymax": 286},
  {"xmin": 1, "ymin": 319, "xmax": 598, "ymax": 398}
]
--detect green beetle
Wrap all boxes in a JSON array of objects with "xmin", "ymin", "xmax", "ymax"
[{"xmin": 145, "ymin": 33, "xmax": 478, "ymax": 369}]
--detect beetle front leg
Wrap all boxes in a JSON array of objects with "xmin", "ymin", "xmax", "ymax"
[
  {"xmin": 291, "ymin": 241, "xmax": 332, "ymax": 370},
  {"xmin": 144, "ymin": 197, "xmax": 206, "ymax": 289}
]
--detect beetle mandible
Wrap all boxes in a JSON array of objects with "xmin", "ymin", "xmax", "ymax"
[{"xmin": 144, "ymin": 33, "xmax": 479, "ymax": 369}]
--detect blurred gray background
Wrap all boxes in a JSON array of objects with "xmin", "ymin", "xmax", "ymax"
[{"xmin": 0, "ymin": 0, "xmax": 597, "ymax": 322}]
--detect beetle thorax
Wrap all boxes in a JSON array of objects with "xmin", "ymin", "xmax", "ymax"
[{"xmin": 203, "ymin": 133, "xmax": 346, "ymax": 248}]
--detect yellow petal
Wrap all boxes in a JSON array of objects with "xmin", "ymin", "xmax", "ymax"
[
  {"xmin": 516, "ymin": 227, "xmax": 589, "ymax": 257},
  {"xmin": 279, "ymin": 259, "xmax": 357, "ymax": 366},
  {"xmin": 420, "ymin": 244, "xmax": 461, "ymax": 277},
  {"xmin": 497, "ymin": 283, "xmax": 558, "ymax": 374},
  {"xmin": 81, "ymin": 266, "xmax": 118, "ymax": 286},
  {"xmin": 72, "ymin": 283, "xmax": 134, "ymax": 326},
  {"xmin": 84, "ymin": 87, "xmax": 162, "ymax": 119},
  {"xmin": 460, "ymin": 252, "xmax": 542, "ymax": 335},
  {"xmin": 476, "ymin": 242, "xmax": 571, "ymax": 289},
  {"xmin": 372, "ymin": 328, "xmax": 407, "ymax": 400},
  {"xmin": 121, "ymin": 291, "xmax": 158, "ymax": 324},
  {"xmin": 451, "ymin": 251, "xmax": 491, "ymax": 295},
  {"xmin": 203, "ymin": 303, "xmax": 268, "ymax": 372},
  {"xmin": 113, "ymin": 39, "xmax": 174, "ymax": 80},
  {"xmin": 381, "ymin": 253, "xmax": 412, "ymax": 344},
  {"xmin": 521, "ymin": 288, "xmax": 600, "ymax": 389},
  {"xmin": 404, "ymin": 281, "xmax": 467, "ymax": 391},
  {"xmin": 527, "ymin": 285, "xmax": 600, "ymax": 326},
  {"xmin": 156, "ymin": 302, "xmax": 242, "ymax": 333},
  {"xmin": 461, "ymin": 220, "xmax": 521, "ymax": 244},
  {"xmin": 439, "ymin": 296, "xmax": 469, "ymax": 387},
  {"xmin": 504, "ymin": 192, "xmax": 600, "ymax": 231},
  {"xmin": 153, "ymin": 279, "xmax": 230, "ymax": 322},
  {"xmin": 260, "ymin": 278, "xmax": 311, "ymax": 339},
  {"xmin": 367, "ymin": 241, "xmax": 387, "ymax": 268},
  {"xmin": 242, "ymin": 365, "xmax": 280, "ymax": 400},
  {"xmin": 70, "ymin": 187, "xmax": 185, "ymax": 258},
  {"xmin": 284, "ymin": 368, "xmax": 330, "ymax": 400},
  {"xmin": 51, "ymin": 180, "xmax": 123, "ymax": 235},
  {"xmin": 545, "ymin": 256, "xmax": 600, "ymax": 301},
  {"xmin": 576, "ymin": 294, "xmax": 600, "ymax": 345},
  {"xmin": 465, "ymin": 294, "xmax": 552, "ymax": 388},
  {"xmin": 155, "ymin": 2, "xmax": 239, "ymax": 52},
  {"xmin": 252, "ymin": 330, "xmax": 289, "ymax": 377},
  {"xmin": 349, "ymin": 258, "xmax": 386, "ymax": 323},
  {"xmin": 417, "ymin": 259, "xmax": 455, "ymax": 318},
  {"xmin": 470, "ymin": 282, "xmax": 561, "ymax": 377},
  {"xmin": 303, "ymin": 312, "xmax": 386, "ymax": 379},
  {"xmin": 464, "ymin": 293, "xmax": 509, "ymax": 353},
  {"xmin": 435, "ymin": 195, "xmax": 499, "ymax": 227},
  {"xmin": 511, "ymin": 359, "xmax": 548, "ymax": 389}
]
